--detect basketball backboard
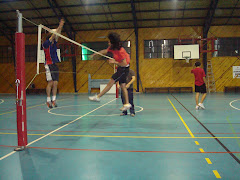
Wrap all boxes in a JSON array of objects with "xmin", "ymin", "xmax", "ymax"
[{"xmin": 174, "ymin": 44, "xmax": 200, "ymax": 60}]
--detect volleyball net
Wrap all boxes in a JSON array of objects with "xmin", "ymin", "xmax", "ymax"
[
  {"xmin": 15, "ymin": 11, "xmax": 120, "ymax": 150},
  {"xmin": 25, "ymin": 24, "xmax": 117, "ymax": 93}
]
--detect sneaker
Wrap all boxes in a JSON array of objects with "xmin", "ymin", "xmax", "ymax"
[
  {"xmin": 120, "ymin": 112, "xmax": 127, "ymax": 116},
  {"xmin": 120, "ymin": 103, "xmax": 132, "ymax": 111},
  {"xmin": 89, "ymin": 94, "xmax": 100, "ymax": 102},
  {"xmin": 52, "ymin": 100, "xmax": 58, "ymax": 108},
  {"xmin": 195, "ymin": 105, "xmax": 200, "ymax": 110},
  {"xmin": 198, "ymin": 103, "xmax": 205, "ymax": 109},
  {"xmin": 130, "ymin": 113, "xmax": 135, "ymax": 117},
  {"xmin": 46, "ymin": 101, "xmax": 53, "ymax": 109}
]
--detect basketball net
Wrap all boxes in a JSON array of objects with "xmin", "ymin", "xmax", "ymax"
[{"xmin": 185, "ymin": 57, "xmax": 190, "ymax": 63}]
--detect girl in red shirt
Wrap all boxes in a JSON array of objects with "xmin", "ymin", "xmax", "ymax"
[{"xmin": 89, "ymin": 32, "xmax": 131, "ymax": 111}]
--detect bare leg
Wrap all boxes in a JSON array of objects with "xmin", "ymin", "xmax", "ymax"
[
  {"xmin": 46, "ymin": 81, "xmax": 53, "ymax": 98},
  {"xmin": 120, "ymin": 83, "xmax": 129, "ymax": 104},
  {"xmin": 97, "ymin": 79, "xmax": 115, "ymax": 98},
  {"xmin": 195, "ymin": 93, "xmax": 200, "ymax": 105},
  {"xmin": 52, "ymin": 81, "xmax": 58, "ymax": 97},
  {"xmin": 200, "ymin": 93, "xmax": 207, "ymax": 103}
]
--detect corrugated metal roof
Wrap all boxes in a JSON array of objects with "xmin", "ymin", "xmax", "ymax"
[{"xmin": 0, "ymin": 0, "xmax": 239, "ymax": 36}]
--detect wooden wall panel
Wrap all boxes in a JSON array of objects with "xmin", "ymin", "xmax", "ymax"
[
  {"xmin": 0, "ymin": 36, "xmax": 11, "ymax": 46},
  {"xmin": 208, "ymin": 25, "xmax": 240, "ymax": 92},
  {"xmin": 0, "ymin": 63, "xmax": 16, "ymax": 93},
  {"xmin": 1, "ymin": 25, "xmax": 240, "ymax": 93},
  {"xmin": 138, "ymin": 27, "xmax": 203, "ymax": 91}
]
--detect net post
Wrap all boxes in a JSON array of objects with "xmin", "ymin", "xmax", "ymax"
[
  {"xmin": 15, "ymin": 10, "xmax": 28, "ymax": 151},
  {"xmin": 37, "ymin": 24, "xmax": 42, "ymax": 74}
]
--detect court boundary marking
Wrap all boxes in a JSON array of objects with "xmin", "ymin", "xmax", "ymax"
[
  {"xmin": 0, "ymin": 98, "xmax": 70, "ymax": 116},
  {"xmin": 229, "ymin": 99, "xmax": 240, "ymax": 110},
  {"xmin": 48, "ymin": 104, "xmax": 144, "ymax": 117},
  {"xmin": 0, "ymin": 99, "xmax": 4, "ymax": 105},
  {"xmin": 1, "ymin": 145, "xmax": 240, "ymax": 153},
  {"xmin": 167, "ymin": 98, "xmax": 194, "ymax": 137},
  {"xmin": 171, "ymin": 94, "xmax": 240, "ymax": 165},
  {"xmin": 0, "ymin": 132, "xmax": 240, "ymax": 139},
  {"xmin": 0, "ymin": 98, "xmax": 116, "ymax": 161},
  {"xmin": 1, "ymin": 129, "xmax": 240, "ymax": 134}
]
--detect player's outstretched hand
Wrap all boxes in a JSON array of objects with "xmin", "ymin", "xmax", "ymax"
[
  {"xmin": 90, "ymin": 54, "xmax": 95, "ymax": 60},
  {"xmin": 109, "ymin": 59, "xmax": 115, "ymax": 64},
  {"xmin": 60, "ymin": 18, "xmax": 65, "ymax": 26}
]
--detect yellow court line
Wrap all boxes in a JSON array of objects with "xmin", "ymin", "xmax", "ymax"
[
  {"xmin": 195, "ymin": 141, "xmax": 200, "ymax": 145},
  {"xmin": 1, "ymin": 132, "xmax": 240, "ymax": 139},
  {"xmin": 205, "ymin": 158, "xmax": 212, "ymax": 164},
  {"xmin": 199, "ymin": 148, "xmax": 205, "ymax": 153},
  {"xmin": 213, "ymin": 170, "xmax": 221, "ymax": 178},
  {"xmin": 168, "ymin": 98, "xmax": 195, "ymax": 138},
  {"xmin": 0, "ymin": 98, "xmax": 68, "ymax": 116}
]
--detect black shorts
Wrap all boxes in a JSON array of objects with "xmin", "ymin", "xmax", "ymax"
[
  {"xmin": 195, "ymin": 83, "xmax": 207, "ymax": 93},
  {"xmin": 45, "ymin": 64, "xmax": 59, "ymax": 82},
  {"xmin": 112, "ymin": 66, "xmax": 129, "ymax": 84}
]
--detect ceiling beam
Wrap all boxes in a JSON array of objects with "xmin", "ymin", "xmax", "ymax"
[
  {"xmin": 131, "ymin": 0, "xmax": 138, "ymax": 30},
  {"xmin": 0, "ymin": 0, "xmax": 186, "ymax": 5},
  {"xmin": 0, "ymin": 28, "xmax": 13, "ymax": 42},
  {"xmin": 202, "ymin": 0, "xmax": 219, "ymax": 79},
  {"xmin": 130, "ymin": 0, "xmax": 140, "ymax": 92},
  {"xmin": 1, "ymin": 6, "xmax": 240, "ymax": 15},
  {"xmin": 225, "ymin": 0, "xmax": 240, "ymax": 25},
  {"xmin": 47, "ymin": 0, "xmax": 75, "ymax": 38},
  {"xmin": 0, "ymin": 20, "xmax": 15, "ymax": 42},
  {"xmin": 0, "ymin": 0, "xmax": 25, "ymax": 3},
  {"xmin": 52, "ymin": 0, "xmax": 75, "ymax": 33},
  {"xmin": 28, "ymin": 0, "xmax": 49, "ymax": 26},
  {"xmin": 7, "ymin": 23, "xmax": 240, "ymax": 35},
  {"xmin": 5, "ymin": 15, "xmax": 240, "ymax": 30},
  {"xmin": 18, "ymin": 16, "xmax": 240, "ymax": 28},
  {"xmin": 203, "ymin": 0, "xmax": 219, "ymax": 35}
]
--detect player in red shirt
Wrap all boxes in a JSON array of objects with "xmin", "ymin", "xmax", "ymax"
[
  {"xmin": 89, "ymin": 32, "xmax": 131, "ymax": 111},
  {"xmin": 191, "ymin": 62, "xmax": 207, "ymax": 109}
]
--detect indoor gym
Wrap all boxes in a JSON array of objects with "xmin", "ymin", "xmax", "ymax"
[{"xmin": 0, "ymin": 0, "xmax": 240, "ymax": 179}]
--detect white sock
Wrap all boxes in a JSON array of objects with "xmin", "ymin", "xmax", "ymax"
[
  {"xmin": 52, "ymin": 96, "xmax": 56, "ymax": 101},
  {"xmin": 47, "ymin": 97, "xmax": 51, "ymax": 102}
]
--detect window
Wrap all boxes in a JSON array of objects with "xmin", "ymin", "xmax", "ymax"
[
  {"xmin": 0, "ymin": 46, "xmax": 13, "ymax": 63},
  {"xmin": 144, "ymin": 39, "xmax": 179, "ymax": 59},
  {"xmin": 81, "ymin": 41, "xmax": 131, "ymax": 61},
  {"xmin": 213, "ymin": 37, "xmax": 240, "ymax": 57}
]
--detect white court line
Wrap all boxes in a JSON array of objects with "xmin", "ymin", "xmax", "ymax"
[
  {"xmin": 229, "ymin": 99, "xmax": 240, "ymax": 110},
  {"xmin": 0, "ymin": 151, "xmax": 16, "ymax": 161},
  {"xmin": 0, "ymin": 99, "xmax": 4, "ymax": 105},
  {"xmin": 48, "ymin": 104, "xmax": 144, "ymax": 117},
  {"xmin": 0, "ymin": 98, "xmax": 116, "ymax": 161}
]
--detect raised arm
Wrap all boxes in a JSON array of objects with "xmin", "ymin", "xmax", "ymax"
[
  {"xmin": 55, "ymin": 19, "xmax": 65, "ymax": 42},
  {"xmin": 48, "ymin": 19, "xmax": 65, "ymax": 43}
]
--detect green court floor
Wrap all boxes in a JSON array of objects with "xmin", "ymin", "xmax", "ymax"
[{"xmin": 0, "ymin": 93, "xmax": 240, "ymax": 179}]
